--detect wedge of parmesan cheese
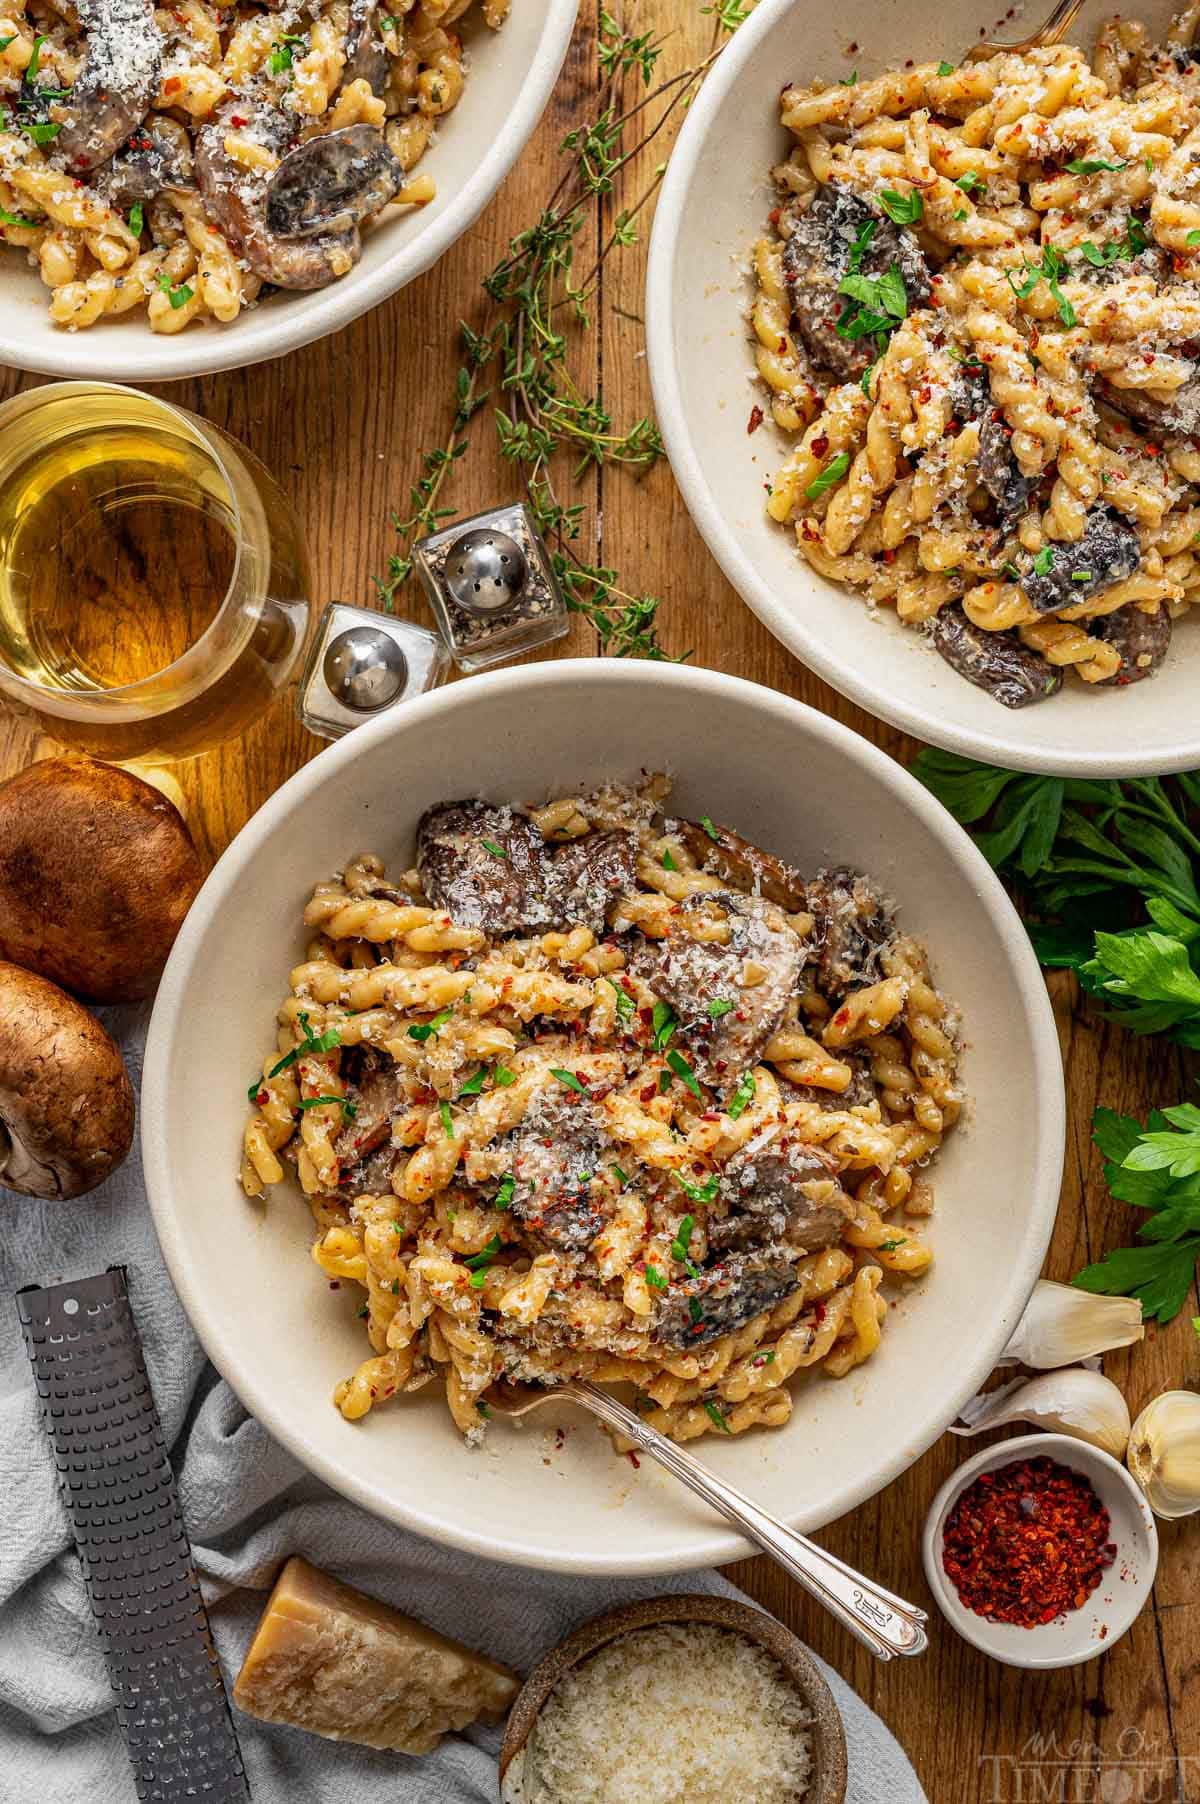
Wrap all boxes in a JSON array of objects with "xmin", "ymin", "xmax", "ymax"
[{"xmin": 232, "ymin": 1555, "xmax": 520, "ymax": 1754}]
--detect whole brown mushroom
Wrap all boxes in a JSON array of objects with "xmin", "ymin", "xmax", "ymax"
[
  {"xmin": 0, "ymin": 757, "xmax": 205, "ymax": 1002},
  {"xmin": 0, "ymin": 963, "xmax": 135, "ymax": 1199}
]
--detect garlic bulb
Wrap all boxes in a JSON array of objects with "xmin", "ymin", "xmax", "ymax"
[
  {"xmin": 1127, "ymin": 1391, "xmax": 1200, "ymax": 1520},
  {"xmin": 1000, "ymin": 1281, "xmax": 1144, "ymax": 1369},
  {"xmin": 950, "ymin": 1368, "xmax": 1132, "ymax": 1458}
]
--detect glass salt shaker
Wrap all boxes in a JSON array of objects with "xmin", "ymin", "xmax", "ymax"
[
  {"xmin": 296, "ymin": 602, "xmax": 448, "ymax": 741},
  {"xmin": 411, "ymin": 501, "xmax": 570, "ymax": 672}
]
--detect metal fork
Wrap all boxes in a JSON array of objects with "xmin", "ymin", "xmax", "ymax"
[
  {"xmin": 965, "ymin": 0, "xmax": 1085, "ymax": 60},
  {"xmin": 487, "ymin": 1379, "xmax": 929, "ymax": 1661}
]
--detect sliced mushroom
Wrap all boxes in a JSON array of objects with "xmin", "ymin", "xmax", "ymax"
[
  {"xmin": 500, "ymin": 1087, "xmax": 608, "ymax": 1253},
  {"xmin": 195, "ymin": 103, "xmax": 361, "ymax": 291},
  {"xmin": 676, "ymin": 820, "xmax": 808, "ymax": 911},
  {"xmin": 333, "ymin": 1045, "xmax": 403, "ymax": 1195},
  {"xmin": 93, "ymin": 117, "xmax": 194, "ymax": 208},
  {"xmin": 53, "ymin": 0, "xmax": 163, "ymax": 172},
  {"xmin": 343, "ymin": 0, "xmax": 388, "ymax": 92},
  {"xmin": 1095, "ymin": 373, "xmax": 1200, "ymax": 437},
  {"xmin": 952, "ymin": 369, "xmax": 1031, "ymax": 526},
  {"xmin": 709, "ymin": 1137, "xmax": 854, "ymax": 1255},
  {"xmin": 264, "ymin": 125, "xmax": 404, "ymax": 239},
  {"xmin": 550, "ymin": 831, "xmax": 638, "ymax": 935},
  {"xmin": 928, "ymin": 606, "xmax": 1063, "ymax": 709},
  {"xmin": 653, "ymin": 1251, "xmax": 798, "ymax": 1350},
  {"xmin": 629, "ymin": 892, "xmax": 807, "ymax": 1090},
  {"xmin": 782, "ymin": 183, "xmax": 930, "ymax": 382},
  {"xmin": 0, "ymin": 963, "xmax": 134, "ymax": 1200},
  {"xmin": 1092, "ymin": 601, "xmax": 1173, "ymax": 685},
  {"xmin": 1018, "ymin": 507, "xmax": 1142, "ymax": 614},
  {"xmin": 0, "ymin": 757, "xmax": 205, "ymax": 1002},
  {"xmin": 804, "ymin": 868, "xmax": 895, "ymax": 1003},
  {"xmin": 416, "ymin": 801, "xmax": 635, "ymax": 937}
]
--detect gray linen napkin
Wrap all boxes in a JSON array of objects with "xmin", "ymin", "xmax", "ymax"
[{"xmin": 0, "ymin": 1009, "xmax": 928, "ymax": 1804}]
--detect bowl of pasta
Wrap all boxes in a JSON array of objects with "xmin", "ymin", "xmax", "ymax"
[
  {"xmin": 142, "ymin": 659, "xmax": 1064, "ymax": 1573},
  {"xmin": 647, "ymin": 0, "xmax": 1200, "ymax": 775},
  {"xmin": 0, "ymin": 0, "xmax": 577, "ymax": 380}
]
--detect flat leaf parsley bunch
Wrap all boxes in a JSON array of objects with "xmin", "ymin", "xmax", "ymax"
[
  {"xmin": 915, "ymin": 750, "xmax": 1200, "ymax": 1329},
  {"xmin": 374, "ymin": 8, "xmax": 742, "ymax": 658}
]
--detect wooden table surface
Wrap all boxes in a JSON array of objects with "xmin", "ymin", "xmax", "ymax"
[{"xmin": 3, "ymin": 6, "xmax": 1198, "ymax": 1799}]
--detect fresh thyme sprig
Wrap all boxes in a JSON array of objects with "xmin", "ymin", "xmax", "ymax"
[{"xmin": 374, "ymin": 7, "xmax": 740, "ymax": 657}]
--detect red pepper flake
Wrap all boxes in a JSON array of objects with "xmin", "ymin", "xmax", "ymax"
[
  {"xmin": 811, "ymin": 432, "xmax": 830, "ymax": 459},
  {"xmin": 942, "ymin": 1455, "xmax": 1116, "ymax": 1628},
  {"xmin": 747, "ymin": 404, "xmax": 765, "ymax": 435},
  {"xmin": 626, "ymin": 1450, "xmax": 641, "ymax": 1469},
  {"xmin": 328, "ymin": 1281, "xmax": 340, "ymax": 1290}
]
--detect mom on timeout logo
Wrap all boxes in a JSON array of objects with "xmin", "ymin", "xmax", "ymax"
[{"xmin": 978, "ymin": 1730, "xmax": 1199, "ymax": 1802}]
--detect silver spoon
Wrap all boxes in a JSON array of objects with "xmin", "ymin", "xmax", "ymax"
[
  {"xmin": 487, "ymin": 1379, "xmax": 929, "ymax": 1661},
  {"xmin": 966, "ymin": 0, "xmax": 1085, "ymax": 61}
]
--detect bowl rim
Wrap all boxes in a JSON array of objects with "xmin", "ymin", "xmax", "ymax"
[
  {"xmin": 497, "ymin": 1593, "xmax": 848, "ymax": 1804},
  {"xmin": 644, "ymin": 0, "xmax": 1200, "ymax": 779},
  {"xmin": 0, "ymin": 0, "xmax": 579, "ymax": 383},
  {"xmin": 920, "ymin": 1430, "xmax": 1161, "ymax": 1669},
  {"xmin": 142, "ymin": 658, "xmax": 1066, "ymax": 1573}
]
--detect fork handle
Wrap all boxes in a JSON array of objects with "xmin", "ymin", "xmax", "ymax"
[{"xmin": 567, "ymin": 1381, "xmax": 928, "ymax": 1661}]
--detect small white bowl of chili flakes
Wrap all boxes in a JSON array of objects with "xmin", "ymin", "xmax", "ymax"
[{"xmin": 922, "ymin": 1432, "xmax": 1159, "ymax": 1670}]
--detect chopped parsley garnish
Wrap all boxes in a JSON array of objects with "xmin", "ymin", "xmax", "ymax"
[
  {"xmin": 847, "ymin": 217, "xmax": 876, "ymax": 273},
  {"xmin": 665, "ymin": 1048, "xmax": 701, "ymax": 1099},
  {"xmin": 251, "ymin": 1012, "xmax": 342, "ymax": 1093},
  {"xmin": 267, "ymin": 30, "xmax": 305, "ymax": 73},
  {"xmin": 1188, "ymin": 230, "xmax": 1200, "ymax": 247},
  {"xmin": 675, "ymin": 1170, "xmax": 720, "ymax": 1204},
  {"xmin": 25, "ymin": 32, "xmax": 44, "ymax": 78},
  {"xmin": 0, "ymin": 206, "xmax": 38, "ymax": 229},
  {"xmin": 0, "ymin": 35, "xmax": 14, "ymax": 48},
  {"xmin": 953, "ymin": 208, "xmax": 967, "ymax": 220},
  {"xmin": 1065, "ymin": 156, "xmax": 1128, "ymax": 175},
  {"xmin": 1072, "ymin": 570, "xmax": 1093, "ymax": 583},
  {"xmin": 936, "ymin": 59, "xmax": 955, "ymax": 75},
  {"xmin": 879, "ymin": 187, "xmax": 923, "ymax": 225},
  {"xmin": 671, "ymin": 1213, "xmax": 696, "ymax": 1263},
  {"xmin": 550, "ymin": 1067, "xmax": 588, "ymax": 1094},
  {"xmin": 658, "ymin": 1068, "xmax": 672, "ymax": 1093},
  {"xmin": 836, "ymin": 261, "xmax": 908, "ymax": 344},
  {"xmin": 955, "ymin": 171, "xmax": 985, "ymax": 193},
  {"xmin": 357, "ymin": 1302, "xmax": 369, "ymax": 1318},
  {"xmin": 1033, "ymin": 546, "xmax": 1055, "ymax": 576},
  {"xmin": 408, "ymin": 1008, "xmax": 454, "ymax": 1041},
  {"xmin": 753, "ymin": 1350, "xmax": 777, "ymax": 1367},
  {"xmin": 608, "ymin": 978, "xmax": 636, "ymax": 1020},
  {"xmin": 699, "ymin": 815, "xmax": 719, "ymax": 840},
  {"xmin": 1001, "ymin": 560, "xmax": 1020, "ymax": 579},
  {"xmin": 476, "ymin": 1400, "xmax": 492, "ymax": 1419},
  {"xmin": 495, "ymin": 1174, "xmax": 516, "ymax": 1210},
  {"xmin": 645, "ymin": 1262, "xmax": 668, "ymax": 1290},
  {"xmin": 378, "ymin": 11, "xmax": 399, "ymax": 25},
  {"xmin": 704, "ymin": 1401, "xmax": 732, "ymax": 1432},
  {"xmin": 613, "ymin": 1163, "xmax": 630, "ymax": 1187},
  {"xmin": 299, "ymin": 1093, "xmax": 356, "ymax": 1122},
  {"xmin": 662, "ymin": 847, "xmax": 678, "ymax": 871},
  {"xmin": 878, "ymin": 1237, "xmax": 908, "ymax": 1251},
  {"xmin": 805, "ymin": 452, "xmax": 851, "ymax": 500},
  {"xmin": 128, "ymin": 202, "xmax": 144, "ymax": 237},
  {"xmin": 458, "ymin": 1067, "xmax": 487, "ymax": 1096},
  {"xmin": 493, "ymin": 1064, "xmax": 517, "ymax": 1086},
  {"xmin": 21, "ymin": 120, "xmax": 60, "ymax": 143},
  {"xmin": 1005, "ymin": 245, "xmax": 1074, "ymax": 323},
  {"xmin": 838, "ymin": 68, "xmax": 857, "ymax": 84},
  {"xmin": 465, "ymin": 1234, "xmax": 501, "ymax": 1286},
  {"xmin": 481, "ymin": 837, "xmax": 508, "ymax": 859},
  {"xmin": 688, "ymin": 1298, "xmax": 704, "ymax": 1325},
  {"xmin": 651, "ymin": 1000, "xmax": 676, "ymax": 1050},
  {"xmin": 727, "ymin": 1069, "xmax": 756, "ymax": 1120},
  {"xmin": 860, "ymin": 356, "xmax": 879, "ymax": 397},
  {"xmin": 155, "ymin": 271, "xmax": 193, "ymax": 308},
  {"xmin": 440, "ymin": 1099, "xmax": 454, "ymax": 1137},
  {"xmin": 708, "ymin": 998, "xmax": 734, "ymax": 1019}
]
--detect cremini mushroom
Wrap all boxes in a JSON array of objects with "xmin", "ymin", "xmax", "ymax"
[
  {"xmin": 0, "ymin": 963, "xmax": 134, "ymax": 1200},
  {"xmin": 52, "ymin": 0, "xmax": 163, "ymax": 172},
  {"xmin": 0, "ymin": 757, "xmax": 205, "ymax": 1002}
]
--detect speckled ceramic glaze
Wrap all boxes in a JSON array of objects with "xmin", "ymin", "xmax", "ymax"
[
  {"xmin": 143, "ymin": 661, "xmax": 1064, "ymax": 1574},
  {"xmin": 0, "ymin": 0, "xmax": 577, "ymax": 381},
  {"xmin": 646, "ymin": 0, "xmax": 1199, "ymax": 775}
]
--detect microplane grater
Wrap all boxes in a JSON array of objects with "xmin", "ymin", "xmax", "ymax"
[{"xmin": 16, "ymin": 1267, "xmax": 251, "ymax": 1803}]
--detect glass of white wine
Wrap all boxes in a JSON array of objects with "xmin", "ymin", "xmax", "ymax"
[{"xmin": 0, "ymin": 381, "xmax": 312, "ymax": 761}]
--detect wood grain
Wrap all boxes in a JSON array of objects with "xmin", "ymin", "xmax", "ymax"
[{"xmin": 1, "ymin": 6, "xmax": 1197, "ymax": 1798}]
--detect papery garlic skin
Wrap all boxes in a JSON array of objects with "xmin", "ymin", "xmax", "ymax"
[
  {"xmin": 951, "ymin": 1368, "xmax": 1132, "ymax": 1459},
  {"xmin": 1000, "ymin": 1282, "xmax": 1144, "ymax": 1369},
  {"xmin": 1127, "ymin": 1391, "xmax": 1200, "ymax": 1520}
]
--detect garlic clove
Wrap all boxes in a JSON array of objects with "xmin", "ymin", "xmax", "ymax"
[
  {"xmin": 1127, "ymin": 1390, "xmax": 1200, "ymax": 1520},
  {"xmin": 999, "ymin": 1280, "xmax": 1144, "ymax": 1369},
  {"xmin": 950, "ymin": 1368, "xmax": 1132, "ymax": 1459}
]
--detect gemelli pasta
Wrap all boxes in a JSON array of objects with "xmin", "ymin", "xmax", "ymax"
[
  {"xmin": 241, "ymin": 777, "xmax": 962, "ymax": 1449},
  {"xmin": 0, "ymin": 0, "xmax": 508, "ymax": 332},
  {"xmin": 751, "ymin": 9, "xmax": 1200, "ymax": 705}
]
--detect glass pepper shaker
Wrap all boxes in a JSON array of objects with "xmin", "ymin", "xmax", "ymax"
[
  {"xmin": 411, "ymin": 501, "xmax": 570, "ymax": 672},
  {"xmin": 296, "ymin": 602, "xmax": 448, "ymax": 741}
]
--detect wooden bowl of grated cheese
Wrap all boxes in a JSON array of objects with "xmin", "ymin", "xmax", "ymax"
[{"xmin": 498, "ymin": 1594, "xmax": 847, "ymax": 1804}]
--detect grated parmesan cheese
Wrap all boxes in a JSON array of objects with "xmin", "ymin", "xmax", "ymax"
[{"xmin": 525, "ymin": 1623, "xmax": 814, "ymax": 1804}]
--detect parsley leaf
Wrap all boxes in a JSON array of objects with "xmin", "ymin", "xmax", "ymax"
[
  {"xmin": 936, "ymin": 60, "xmax": 955, "ymax": 75},
  {"xmin": 662, "ymin": 847, "xmax": 678, "ymax": 871},
  {"xmin": 608, "ymin": 978, "xmax": 636, "ymax": 1020},
  {"xmin": 495, "ymin": 1174, "xmax": 515, "ymax": 1210},
  {"xmin": 1033, "ymin": 546, "xmax": 1054, "ymax": 575},
  {"xmin": 955, "ymin": 171, "xmax": 985, "ymax": 193},
  {"xmin": 481, "ymin": 838, "xmax": 508, "ymax": 859},
  {"xmin": 726, "ymin": 1069, "xmax": 756, "ymax": 1120},
  {"xmin": 1072, "ymin": 1104, "xmax": 1200, "ymax": 1320},
  {"xmin": 703, "ymin": 1400, "xmax": 732, "ymax": 1433},
  {"xmin": 1065, "ymin": 156, "xmax": 1128, "ymax": 174},
  {"xmin": 409, "ymin": 1008, "xmax": 454, "ymax": 1041},
  {"xmin": 645, "ymin": 1262, "xmax": 668, "ymax": 1290},
  {"xmin": 700, "ymin": 815, "xmax": 719, "ymax": 840},
  {"xmin": 838, "ymin": 68, "xmax": 857, "ymax": 84},
  {"xmin": 708, "ymin": 998, "xmax": 734, "ymax": 1019},
  {"xmin": 1188, "ymin": 230, "xmax": 1200, "ymax": 247},
  {"xmin": 665, "ymin": 1048, "xmax": 702, "ymax": 1099},
  {"xmin": 805, "ymin": 451, "xmax": 851, "ymax": 499},
  {"xmin": 879, "ymin": 187, "xmax": 923, "ymax": 225},
  {"xmin": 652, "ymin": 1000, "xmax": 676, "ymax": 1050},
  {"xmin": 458, "ymin": 1067, "xmax": 487, "ymax": 1097},
  {"xmin": 550, "ymin": 1067, "xmax": 588, "ymax": 1094},
  {"xmin": 0, "ymin": 205, "xmax": 38, "ymax": 229},
  {"xmin": 440, "ymin": 1100, "xmax": 454, "ymax": 1137},
  {"xmin": 675, "ymin": 1170, "xmax": 720, "ymax": 1204}
]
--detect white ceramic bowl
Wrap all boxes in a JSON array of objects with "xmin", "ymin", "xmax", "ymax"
[
  {"xmin": 0, "ymin": 2, "xmax": 577, "ymax": 382},
  {"xmin": 922, "ymin": 1432, "xmax": 1159, "ymax": 1668},
  {"xmin": 645, "ymin": 0, "xmax": 1198, "ymax": 777},
  {"xmin": 143, "ymin": 660, "xmax": 1065, "ymax": 1573}
]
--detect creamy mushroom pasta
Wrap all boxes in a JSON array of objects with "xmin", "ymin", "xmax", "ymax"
[
  {"xmin": 0, "ymin": 0, "xmax": 508, "ymax": 331},
  {"xmin": 751, "ymin": 9, "xmax": 1200, "ymax": 705},
  {"xmin": 241, "ymin": 778, "xmax": 962, "ymax": 1448}
]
